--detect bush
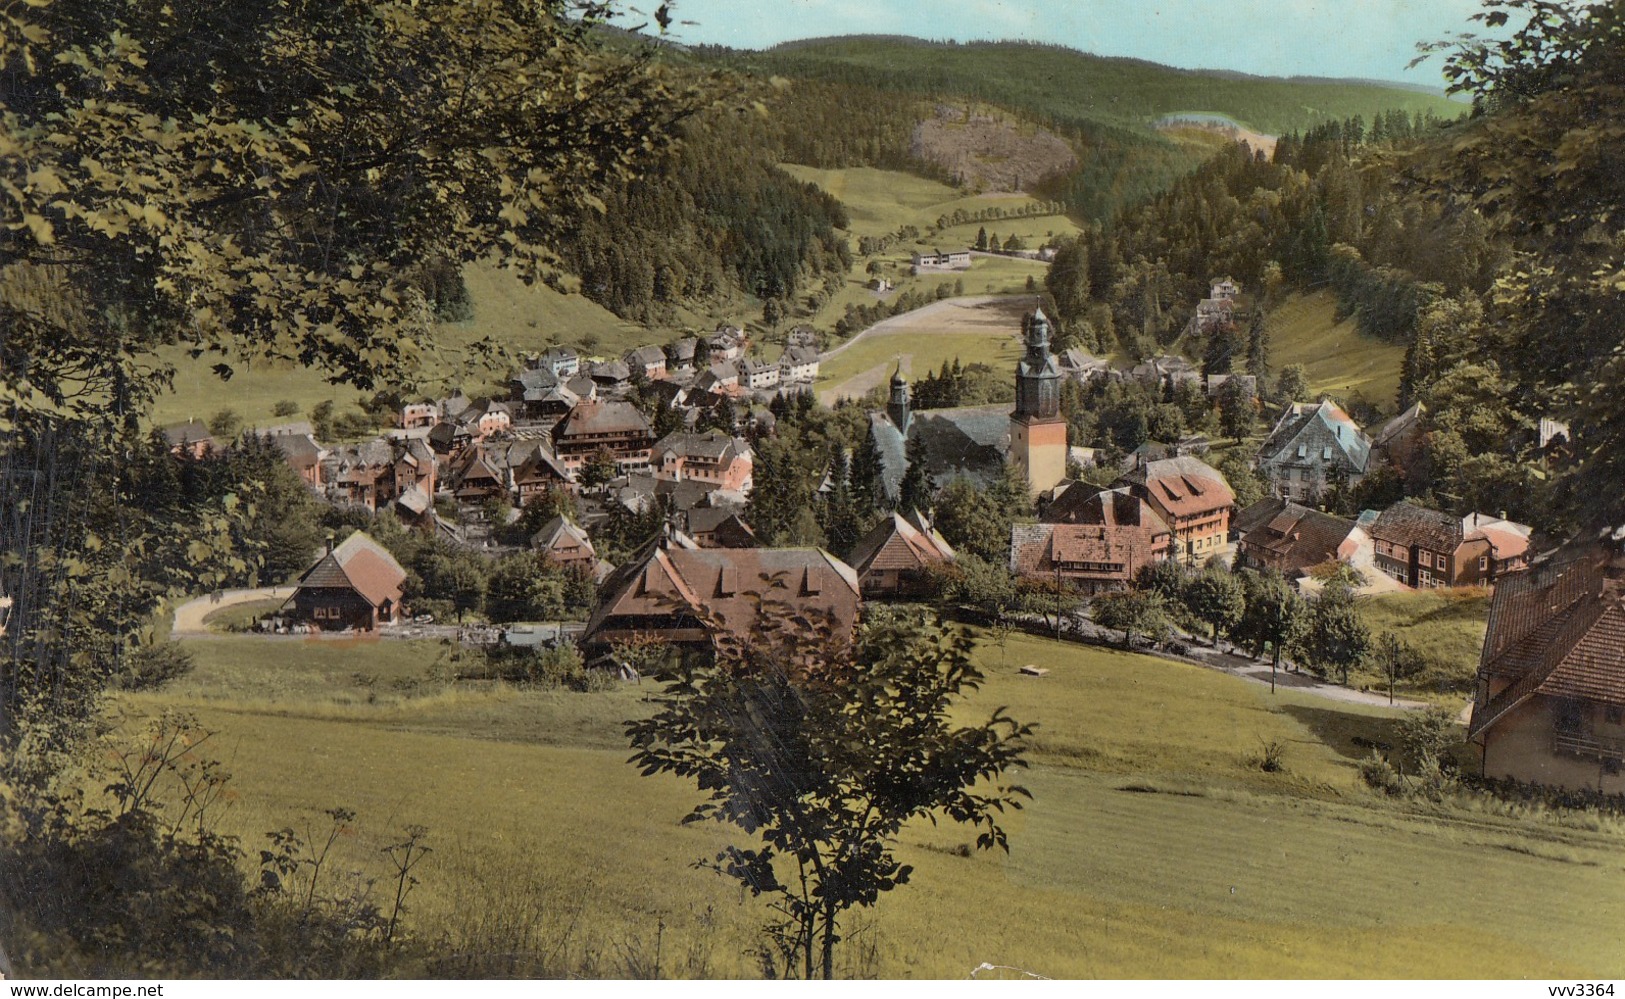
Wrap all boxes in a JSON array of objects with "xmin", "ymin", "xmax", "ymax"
[
  {"xmin": 1359, "ymin": 750, "xmax": 1404, "ymax": 795},
  {"xmin": 271, "ymin": 400, "xmax": 300, "ymax": 417},
  {"xmin": 114, "ymin": 643, "xmax": 196, "ymax": 691}
]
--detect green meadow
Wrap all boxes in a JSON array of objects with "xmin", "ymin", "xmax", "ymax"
[
  {"xmin": 103, "ymin": 629, "xmax": 1625, "ymax": 979},
  {"xmin": 1264, "ymin": 291, "xmax": 1407, "ymax": 412}
]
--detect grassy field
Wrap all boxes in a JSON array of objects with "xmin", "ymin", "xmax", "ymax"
[
  {"xmin": 1264, "ymin": 291, "xmax": 1407, "ymax": 413},
  {"xmin": 1357, "ymin": 588, "xmax": 1492, "ymax": 698},
  {"xmin": 100, "ymin": 629, "xmax": 1625, "ymax": 978},
  {"xmin": 819, "ymin": 332, "xmax": 1023, "ymax": 396}
]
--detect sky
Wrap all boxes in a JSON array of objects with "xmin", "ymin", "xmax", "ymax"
[{"xmin": 661, "ymin": 0, "xmax": 1491, "ymax": 89}]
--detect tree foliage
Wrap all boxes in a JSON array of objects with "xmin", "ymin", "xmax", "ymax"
[{"xmin": 626, "ymin": 603, "xmax": 1031, "ymax": 979}]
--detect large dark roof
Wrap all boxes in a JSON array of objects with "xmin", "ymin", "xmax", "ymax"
[
  {"xmin": 1370, "ymin": 500, "xmax": 1463, "ymax": 550},
  {"xmin": 291, "ymin": 531, "xmax": 406, "ymax": 609},
  {"xmin": 872, "ymin": 404, "xmax": 1010, "ymax": 501}
]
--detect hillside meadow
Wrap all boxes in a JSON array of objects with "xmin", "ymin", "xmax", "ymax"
[
  {"xmin": 1264, "ymin": 290, "xmax": 1407, "ymax": 412},
  {"xmin": 99, "ymin": 629, "xmax": 1625, "ymax": 979}
]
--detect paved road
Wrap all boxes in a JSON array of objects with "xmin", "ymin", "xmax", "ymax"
[{"xmin": 171, "ymin": 586, "xmax": 289, "ymax": 636}]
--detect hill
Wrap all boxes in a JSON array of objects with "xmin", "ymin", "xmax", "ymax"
[
  {"xmin": 1263, "ymin": 291, "xmax": 1408, "ymax": 413},
  {"xmin": 751, "ymin": 37, "xmax": 1465, "ymax": 136}
]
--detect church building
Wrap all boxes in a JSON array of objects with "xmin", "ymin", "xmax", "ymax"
[{"xmin": 1010, "ymin": 309, "xmax": 1069, "ymax": 498}]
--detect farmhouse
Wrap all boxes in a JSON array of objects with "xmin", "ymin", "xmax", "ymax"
[
  {"xmin": 1115, "ymin": 455, "xmax": 1235, "ymax": 566},
  {"xmin": 1468, "ymin": 536, "xmax": 1625, "ymax": 794},
  {"xmin": 680, "ymin": 508, "xmax": 758, "ymax": 549},
  {"xmin": 581, "ymin": 537, "xmax": 861, "ymax": 655},
  {"xmin": 284, "ymin": 531, "xmax": 407, "ymax": 632},
  {"xmin": 1256, "ymin": 399, "xmax": 1371, "ymax": 502},
  {"xmin": 531, "ymin": 515, "xmax": 599, "ymax": 573},
  {"xmin": 1369, "ymin": 501, "xmax": 1533, "ymax": 589},
  {"xmin": 624, "ymin": 345, "xmax": 668, "ymax": 382},
  {"xmin": 847, "ymin": 510, "xmax": 956, "ymax": 598}
]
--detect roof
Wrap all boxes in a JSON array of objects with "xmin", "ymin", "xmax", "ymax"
[
  {"xmin": 1369, "ymin": 501, "xmax": 1463, "ymax": 551},
  {"xmin": 1043, "ymin": 484, "xmax": 1169, "ymax": 534},
  {"xmin": 1257, "ymin": 399, "xmax": 1372, "ymax": 474},
  {"xmin": 626, "ymin": 345, "xmax": 667, "ymax": 367},
  {"xmin": 651, "ymin": 431, "xmax": 746, "ymax": 463},
  {"xmin": 1009, "ymin": 520, "xmax": 1171, "ymax": 579},
  {"xmin": 871, "ymin": 404, "xmax": 1011, "ymax": 501},
  {"xmin": 162, "ymin": 420, "xmax": 215, "ymax": 448},
  {"xmin": 533, "ymin": 516, "xmax": 595, "ymax": 558},
  {"xmin": 272, "ymin": 432, "xmax": 326, "ymax": 465},
  {"xmin": 1235, "ymin": 497, "xmax": 1358, "ymax": 578},
  {"xmin": 1118, "ymin": 456, "xmax": 1235, "ymax": 519},
  {"xmin": 555, "ymin": 400, "xmax": 652, "ymax": 440},
  {"xmin": 583, "ymin": 545, "xmax": 861, "ymax": 648},
  {"xmin": 292, "ymin": 531, "xmax": 407, "ymax": 609},
  {"xmin": 847, "ymin": 511, "xmax": 956, "ymax": 576},
  {"xmin": 1471, "ymin": 542, "xmax": 1625, "ymax": 738},
  {"xmin": 781, "ymin": 346, "xmax": 820, "ymax": 366},
  {"xmin": 590, "ymin": 359, "xmax": 631, "ymax": 382}
]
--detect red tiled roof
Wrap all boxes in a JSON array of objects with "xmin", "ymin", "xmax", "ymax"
[
  {"xmin": 292, "ymin": 531, "xmax": 406, "ymax": 609},
  {"xmin": 848, "ymin": 512, "xmax": 955, "ymax": 576}
]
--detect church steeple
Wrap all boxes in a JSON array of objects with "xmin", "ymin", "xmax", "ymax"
[
  {"xmin": 887, "ymin": 362, "xmax": 911, "ymax": 435},
  {"xmin": 1014, "ymin": 309, "xmax": 1061, "ymax": 420}
]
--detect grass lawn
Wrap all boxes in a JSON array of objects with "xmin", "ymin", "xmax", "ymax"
[
  {"xmin": 100, "ymin": 627, "xmax": 1625, "ymax": 978},
  {"xmin": 1356, "ymin": 588, "xmax": 1492, "ymax": 698},
  {"xmin": 1264, "ymin": 291, "xmax": 1407, "ymax": 413},
  {"xmin": 200, "ymin": 599, "xmax": 287, "ymax": 634}
]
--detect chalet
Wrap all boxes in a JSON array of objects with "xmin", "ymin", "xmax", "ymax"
[
  {"xmin": 1256, "ymin": 400, "xmax": 1371, "ymax": 502},
  {"xmin": 284, "ymin": 532, "xmax": 407, "ymax": 632},
  {"xmin": 162, "ymin": 420, "xmax": 217, "ymax": 459},
  {"xmin": 1210, "ymin": 277, "xmax": 1240, "ymax": 300},
  {"xmin": 447, "ymin": 444, "xmax": 510, "ymax": 504},
  {"xmin": 625, "ymin": 345, "xmax": 668, "ymax": 382},
  {"xmin": 847, "ymin": 510, "xmax": 956, "ymax": 598},
  {"xmin": 649, "ymin": 431, "xmax": 753, "ymax": 492},
  {"xmin": 1116, "ymin": 455, "xmax": 1235, "ymax": 566},
  {"xmin": 1192, "ymin": 296, "xmax": 1236, "ymax": 336},
  {"xmin": 1010, "ymin": 492, "xmax": 1174, "ymax": 596},
  {"xmin": 531, "ymin": 515, "xmax": 599, "ymax": 573},
  {"xmin": 1369, "ymin": 501, "xmax": 1534, "ymax": 589},
  {"xmin": 708, "ymin": 326, "xmax": 745, "ymax": 362},
  {"xmin": 1468, "ymin": 536, "xmax": 1625, "ymax": 794},
  {"xmin": 581, "ymin": 540, "xmax": 861, "ymax": 655},
  {"xmin": 552, "ymin": 400, "xmax": 654, "ymax": 472},
  {"xmin": 1231, "ymin": 497, "xmax": 1359, "ymax": 584},
  {"xmin": 536, "ymin": 346, "xmax": 580, "ymax": 379},
  {"xmin": 507, "ymin": 441, "xmax": 573, "ymax": 504},
  {"xmin": 323, "ymin": 439, "xmax": 395, "ymax": 510},
  {"xmin": 510, "ymin": 368, "xmax": 579, "ymax": 422},
  {"xmin": 779, "ymin": 345, "xmax": 820, "ymax": 384},
  {"xmin": 738, "ymin": 357, "xmax": 781, "ymax": 391}
]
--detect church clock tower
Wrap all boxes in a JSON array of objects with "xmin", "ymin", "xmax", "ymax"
[{"xmin": 1010, "ymin": 309, "xmax": 1067, "ymax": 497}]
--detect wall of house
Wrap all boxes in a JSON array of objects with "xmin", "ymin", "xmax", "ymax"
[
  {"xmin": 1481, "ymin": 695, "xmax": 1625, "ymax": 795},
  {"xmin": 290, "ymin": 588, "xmax": 379, "ymax": 632}
]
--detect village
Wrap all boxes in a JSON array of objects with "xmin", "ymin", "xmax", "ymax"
[{"xmin": 147, "ymin": 268, "xmax": 1620, "ymax": 801}]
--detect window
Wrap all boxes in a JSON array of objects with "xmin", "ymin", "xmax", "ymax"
[
  {"xmin": 1437, "ymin": 554, "xmax": 1448, "ymax": 570},
  {"xmin": 312, "ymin": 607, "xmax": 327, "ymax": 620},
  {"xmin": 1479, "ymin": 555, "xmax": 1488, "ymax": 571}
]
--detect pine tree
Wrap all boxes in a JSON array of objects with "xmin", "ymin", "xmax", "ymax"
[
  {"xmin": 850, "ymin": 421, "xmax": 887, "ymax": 512},
  {"xmin": 897, "ymin": 435, "xmax": 932, "ymax": 516}
]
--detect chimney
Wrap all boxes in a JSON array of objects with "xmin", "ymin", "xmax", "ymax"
[{"xmin": 325, "ymin": 532, "xmax": 336, "ymax": 555}]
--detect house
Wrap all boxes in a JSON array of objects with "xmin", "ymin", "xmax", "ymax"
[
  {"xmin": 399, "ymin": 400, "xmax": 439, "ymax": 430},
  {"xmin": 869, "ymin": 276, "xmax": 894, "ymax": 293},
  {"xmin": 1116, "ymin": 455, "xmax": 1235, "ymax": 566},
  {"xmin": 778, "ymin": 345, "xmax": 820, "ymax": 384},
  {"xmin": 846, "ymin": 510, "xmax": 956, "ymax": 598},
  {"xmin": 510, "ymin": 367, "xmax": 579, "ymax": 423},
  {"xmin": 665, "ymin": 337, "xmax": 698, "ymax": 377},
  {"xmin": 588, "ymin": 359, "xmax": 632, "ymax": 392},
  {"xmin": 737, "ymin": 357, "xmax": 781, "ymax": 391},
  {"xmin": 708, "ymin": 326, "xmax": 745, "ymax": 362},
  {"xmin": 1371, "ymin": 400, "xmax": 1428, "ymax": 475},
  {"xmin": 1010, "ymin": 492, "xmax": 1174, "ymax": 596},
  {"xmin": 536, "ymin": 346, "xmax": 580, "ymax": 379},
  {"xmin": 322, "ymin": 439, "xmax": 397, "ymax": 510},
  {"xmin": 1256, "ymin": 399, "xmax": 1372, "ymax": 502},
  {"xmin": 283, "ymin": 532, "xmax": 407, "ymax": 632},
  {"xmin": 581, "ymin": 540, "xmax": 862, "ymax": 655},
  {"xmin": 681, "ymin": 508, "xmax": 758, "ymax": 549},
  {"xmin": 162, "ymin": 420, "xmax": 217, "ymax": 459},
  {"xmin": 649, "ymin": 431, "xmax": 753, "ymax": 492},
  {"xmin": 1057, "ymin": 347, "xmax": 1108, "ymax": 382},
  {"xmin": 786, "ymin": 327, "xmax": 819, "ymax": 350},
  {"xmin": 1369, "ymin": 501, "xmax": 1534, "ymax": 589},
  {"xmin": 1467, "ymin": 536, "xmax": 1625, "ymax": 794},
  {"xmin": 1192, "ymin": 296, "xmax": 1236, "ymax": 336},
  {"xmin": 270, "ymin": 432, "xmax": 328, "ymax": 488},
  {"xmin": 446, "ymin": 444, "xmax": 511, "ymax": 505},
  {"xmin": 624, "ymin": 345, "xmax": 668, "ymax": 382},
  {"xmin": 910, "ymin": 249, "xmax": 973, "ymax": 270},
  {"xmin": 1129, "ymin": 355, "xmax": 1201, "ymax": 391},
  {"xmin": 1210, "ymin": 277, "xmax": 1241, "ymax": 300},
  {"xmin": 1231, "ymin": 497, "xmax": 1360, "ymax": 584},
  {"xmin": 552, "ymin": 399, "xmax": 654, "ymax": 472},
  {"xmin": 506, "ymin": 440, "xmax": 574, "ymax": 505},
  {"xmin": 531, "ymin": 515, "xmax": 599, "ymax": 573}
]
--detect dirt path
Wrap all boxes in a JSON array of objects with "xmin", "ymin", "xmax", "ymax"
[{"xmin": 171, "ymin": 586, "xmax": 289, "ymax": 636}]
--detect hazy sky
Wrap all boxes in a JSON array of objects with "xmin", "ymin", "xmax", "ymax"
[{"xmin": 663, "ymin": 0, "xmax": 1491, "ymax": 88}]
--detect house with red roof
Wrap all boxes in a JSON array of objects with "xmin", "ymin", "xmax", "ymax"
[
  {"xmin": 1469, "ymin": 536, "xmax": 1625, "ymax": 793},
  {"xmin": 1115, "ymin": 456, "xmax": 1235, "ymax": 566},
  {"xmin": 1231, "ymin": 497, "xmax": 1360, "ymax": 585},
  {"xmin": 1012, "ymin": 488, "xmax": 1173, "ymax": 595},
  {"xmin": 283, "ymin": 532, "xmax": 407, "ymax": 631}
]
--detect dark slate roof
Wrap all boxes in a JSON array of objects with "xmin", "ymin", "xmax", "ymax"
[
  {"xmin": 652, "ymin": 431, "xmax": 744, "ymax": 462},
  {"xmin": 1257, "ymin": 400, "xmax": 1372, "ymax": 474},
  {"xmin": 556, "ymin": 400, "xmax": 651, "ymax": 440},
  {"xmin": 1236, "ymin": 498, "xmax": 1357, "ymax": 577},
  {"xmin": 870, "ymin": 404, "xmax": 1010, "ymax": 501},
  {"xmin": 1369, "ymin": 500, "xmax": 1463, "ymax": 551},
  {"xmin": 162, "ymin": 420, "xmax": 215, "ymax": 448}
]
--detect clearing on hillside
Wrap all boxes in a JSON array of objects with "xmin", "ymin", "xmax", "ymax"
[
  {"xmin": 1264, "ymin": 290, "xmax": 1407, "ymax": 412},
  {"xmin": 818, "ymin": 294, "xmax": 1034, "ymax": 403}
]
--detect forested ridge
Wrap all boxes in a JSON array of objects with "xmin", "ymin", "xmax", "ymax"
[{"xmin": 1042, "ymin": 0, "xmax": 1625, "ymax": 534}]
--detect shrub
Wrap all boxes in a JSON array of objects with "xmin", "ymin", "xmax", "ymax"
[
  {"xmin": 114, "ymin": 642, "xmax": 196, "ymax": 691},
  {"xmin": 271, "ymin": 400, "xmax": 300, "ymax": 417}
]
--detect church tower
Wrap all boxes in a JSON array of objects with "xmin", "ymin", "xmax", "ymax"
[
  {"xmin": 886, "ymin": 363, "xmax": 911, "ymax": 435},
  {"xmin": 1010, "ymin": 309, "xmax": 1067, "ymax": 497}
]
